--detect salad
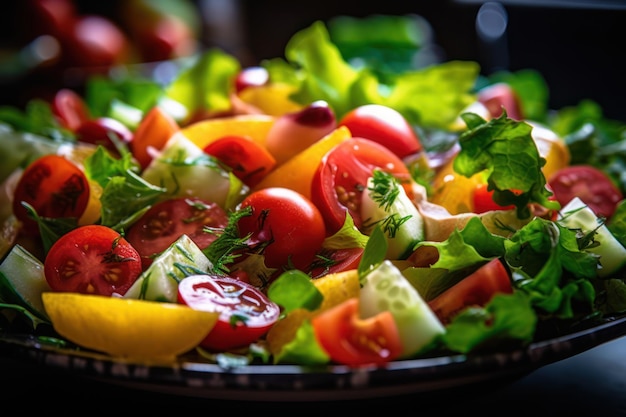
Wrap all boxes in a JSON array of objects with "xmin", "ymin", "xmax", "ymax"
[{"xmin": 2, "ymin": 14, "xmax": 626, "ymax": 368}]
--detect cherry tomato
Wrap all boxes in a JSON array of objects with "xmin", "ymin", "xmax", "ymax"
[
  {"xmin": 477, "ymin": 83, "xmax": 524, "ymax": 121},
  {"xmin": 234, "ymin": 66, "xmax": 269, "ymax": 94},
  {"xmin": 310, "ymin": 138, "xmax": 414, "ymax": 234},
  {"xmin": 44, "ymin": 224, "xmax": 142, "ymax": 296},
  {"xmin": 125, "ymin": 197, "xmax": 229, "ymax": 269},
  {"xmin": 548, "ymin": 165, "xmax": 623, "ymax": 219},
  {"xmin": 312, "ymin": 297, "xmax": 403, "ymax": 367},
  {"xmin": 237, "ymin": 187, "xmax": 326, "ymax": 272},
  {"xmin": 63, "ymin": 15, "xmax": 129, "ymax": 68},
  {"xmin": 427, "ymin": 258, "xmax": 512, "ymax": 324},
  {"xmin": 338, "ymin": 104, "xmax": 422, "ymax": 159},
  {"xmin": 177, "ymin": 274, "xmax": 281, "ymax": 351},
  {"xmin": 12, "ymin": 154, "xmax": 90, "ymax": 236},
  {"xmin": 51, "ymin": 89, "xmax": 91, "ymax": 131},
  {"xmin": 130, "ymin": 106, "xmax": 180, "ymax": 169},
  {"xmin": 27, "ymin": 0, "xmax": 77, "ymax": 40},
  {"xmin": 203, "ymin": 135, "xmax": 276, "ymax": 188},
  {"xmin": 75, "ymin": 117, "xmax": 133, "ymax": 157},
  {"xmin": 307, "ymin": 247, "xmax": 364, "ymax": 279}
]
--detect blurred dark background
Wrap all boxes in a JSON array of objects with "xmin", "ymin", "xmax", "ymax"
[{"xmin": 1, "ymin": 0, "xmax": 625, "ymax": 121}]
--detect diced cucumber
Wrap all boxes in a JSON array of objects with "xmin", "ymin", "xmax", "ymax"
[
  {"xmin": 123, "ymin": 234, "xmax": 213, "ymax": 302},
  {"xmin": 141, "ymin": 132, "xmax": 248, "ymax": 210},
  {"xmin": 360, "ymin": 173, "xmax": 424, "ymax": 260},
  {"xmin": 558, "ymin": 197, "xmax": 626, "ymax": 277},
  {"xmin": 0, "ymin": 244, "xmax": 51, "ymax": 320},
  {"xmin": 359, "ymin": 260, "xmax": 445, "ymax": 358}
]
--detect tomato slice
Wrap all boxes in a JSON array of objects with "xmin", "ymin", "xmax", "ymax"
[
  {"xmin": 310, "ymin": 138, "xmax": 414, "ymax": 234},
  {"xmin": 177, "ymin": 274, "xmax": 281, "ymax": 351},
  {"xmin": 51, "ymin": 89, "xmax": 91, "ymax": 131},
  {"xmin": 203, "ymin": 135, "xmax": 276, "ymax": 188},
  {"xmin": 12, "ymin": 154, "xmax": 91, "ymax": 236},
  {"xmin": 312, "ymin": 297, "xmax": 403, "ymax": 367},
  {"xmin": 44, "ymin": 225, "xmax": 143, "ymax": 296},
  {"xmin": 427, "ymin": 258, "xmax": 513, "ymax": 324},
  {"xmin": 307, "ymin": 247, "xmax": 364, "ymax": 279},
  {"xmin": 130, "ymin": 106, "xmax": 180, "ymax": 169},
  {"xmin": 125, "ymin": 197, "xmax": 229, "ymax": 269},
  {"xmin": 548, "ymin": 164, "xmax": 623, "ymax": 219}
]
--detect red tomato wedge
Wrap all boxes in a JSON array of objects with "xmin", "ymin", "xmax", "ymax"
[
  {"xmin": 12, "ymin": 154, "xmax": 91, "ymax": 236},
  {"xmin": 177, "ymin": 274, "xmax": 281, "ymax": 351},
  {"xmin": 130, "ymin": 106, "xmax": 180, "ymax": 169},
  {"xmin": 307, "ymin": 247, "xmax": 364, "ymax": 279},
  {"xmin": 312, "ymin": 297, "xmax": 403, "ymax": 367},
  {"xmin": 310, "ymin": 138, "xmax": 414, "ymax": 234},
  {"xmin": 428, "ymin": 258, "xmax": 513, "ymax": 324},
  {"xmin": 44, "ymin": 225, "xmax": 143, "ymax": 296},
  {"xmin": 203, "ymin": 135, "xmax": 276, "ymax": 188},
  {"xmin": 125, "ymin": 197, "xmax": 229, "ymax": 269},
  {"xmin": 548, "ymin": 164, "xmax": 623, "ymax": 219}
]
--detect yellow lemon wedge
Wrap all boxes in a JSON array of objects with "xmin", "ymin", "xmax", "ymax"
[
  {"xmin": 42, "ymin": 292, "xmax": 219, "ymax": 362},
  {"xmin": 238, "ymin": 83, "xmax": 303, "ymax": 116},
  {"xmin": 180, "ymin": 114, "xmax": 276, "ymax": 150},
  {"xmin": 252, "ymin": 126, "xmax": 352, "ymax": 199}
]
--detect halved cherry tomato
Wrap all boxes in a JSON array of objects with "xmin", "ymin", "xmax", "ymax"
[
  {"xmin": 44, "ymin": 224, "xmax": 142, "ymax": 296},
  {"xmin": 237, "ymin": 187, "xmax": 326, "ymax": 272},
  {"xmin": 312, "ymin": 297, "xmax": 403, "ymax": 367},
  {"xmin": 12, "ymin": 154, "xmax": 90, "ymax": 236},
  {"xmin": 130, "ymin": 106, "xmax": 180, "ymax": 169},
  {"xmin": 125, "ymin": 197, "xmax": 229, "ymax": 269},
  {"xmin": 548, "ymin": 164, "xmax": 623, "ymax": 219},
  {"xmin": 308, "ymin": 247, "xmax": 364, "ymax": 279},
  {"xmin": 51, "ymin": 88, "xmax": 91, "ymax": 131},
  {"xmin": 203, "ymin": 135, "xmax": 276, "ymax": 188},
  {"xmin": 177, "ymin": 274, "xmax": 281, "ymax": 351},
  {"xmin": 75, "ymin": 117, "xmax": 133, "ymax": 157},
  {"xmin": 310, "ymin": 138, "xmax": 414, "ymax": 234},
  {"xmin": 338, "ymin": 104, "xmax": 422, "ymax": 159},
  {"xmin": 427, "ymin": 258, "xmax": 512, "ymax": 324}
]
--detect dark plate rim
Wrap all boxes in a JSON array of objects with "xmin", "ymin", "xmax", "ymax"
[{"xmin": 2, "ymin": 314, "xmax": 626, "ymax": 401}]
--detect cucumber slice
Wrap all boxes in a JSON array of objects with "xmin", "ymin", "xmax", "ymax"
[
  {"xmin": 0, "ymin": 244, "xmax": 51, "ymax": 320},
  {"xmin": 359, "ymin": 260, "xmax": 445, "ymax": 357},
  {"xmin": 141, "ymin": 132, "xmax": 248, "ymax": 210},
  {"xmin": 123, "ymin": 234, "xmax": 213, "ymax": 302},
  {"xmin": 361, "ymin": 173, "xmax": 424, "ymax": 260},
  {"xmin": 558, "ymin": 197, "xmax": 626, "ymax": 277}
]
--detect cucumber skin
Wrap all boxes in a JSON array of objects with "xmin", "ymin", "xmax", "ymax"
[
  {"xmin": 558, "ymin": 197, "xmax": 626, "ymax": 277},
  {"xmin": 0, "ymin": 244, "xmax": 51, "ymax": 321}
]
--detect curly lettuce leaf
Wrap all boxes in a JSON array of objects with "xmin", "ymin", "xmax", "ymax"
[
  {"xmin": 266, "ymin": 19, "xmax": 479, "ymax": 129},
  {"xmin": 456, "ymin": 112, "xmax": 559, "ymax": 218}
]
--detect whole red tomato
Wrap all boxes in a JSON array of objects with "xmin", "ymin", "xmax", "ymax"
[
  {"xmin": 236, "ymin": 187, "xmax": 326, "ymax": 272},
  {"xmin": 338, "ymin": 104, "xmax": 423, "ymax": 159}
]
